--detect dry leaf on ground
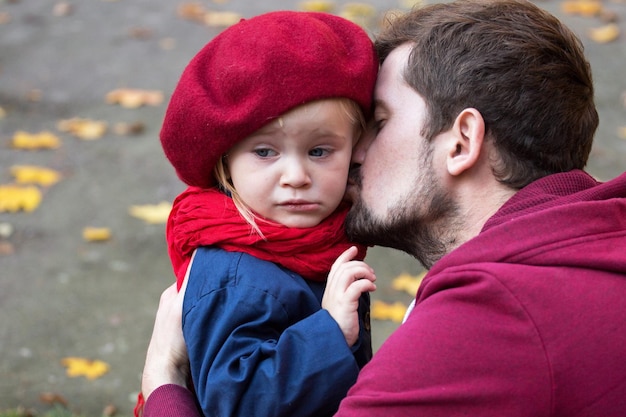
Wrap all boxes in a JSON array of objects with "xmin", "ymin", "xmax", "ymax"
[
  {"xmin": 39, "ymin": 392, "xmax": 68, "ymax": 406},
  {"xmin": 0, "ymin": 241, "xmax": 14, "ymax": 255},
  {"xmin": 103, "ymin": 404, "xmax": 118, "ymax": 417},
  {"xmin": 11, "ymin": 165, "xmax": 62, "ymax": 187},
  {"xmin": 177, "ymin": 2, "xmax": 206, "ymax": 22},
  {"xmin": 340, "ymin": 3, "xmax": 377, "ymax": 27},
  {"xmin": 52, "ymin": 2, "xmax": 74, "ymax": 17},
  {"xmin": 57, "ymin": 117, "xmax": 108, "ymax": 140},
  {"xmin": 82, "ymin": 227, "xmax": 112, "ymax": 242},
  {"xmin": 561, "ymin": 0, "xmax": 603, "ymax": 16},
  {"xmin": 391, "ymin": 271, "xmax": 426, "ymax": 296},
  {"xmin": 129, "ymin": 26, "xmax": 153, "ymax": 39},
  {"xmin": 129, "ymin": 201, "xmax": 172, "ymax": 224},
  {"xmin": 0, "ymin": 185, "xmax": 42, "ymax": 212},
  {"xmin": 105, "ymin": 88, "xmax": 164, "ymax": 108},
  {"xmin": 299, "ymin": 0, "xmax": 336, "ymax": 12},
  {"xmin": 0, "ymin": 12, "xmax": 11, "ymax": 24},
  {"xmin": 204, "ymin": 11, "xmax": 242, "ymax": 27},
  {"xmin": 342, "ymin": 2, "xmax": 376, "ymax": 16},
  {"xmin": 371, "ymin": 300, "xmax": 407, "ymax": 323},
  {"xmin": 11, "ymin": 131, "xmax": 61, "ymax": 150},
  {"xmin": 113, "ymin": 121, "xmax": 145, "ymax": 136},
  {"xmin": 0, "ymin": 222, "xmax": 13, "ymax": 238},
  {"xmin": 61, "ymin": 357, "xmax": 110, "ymax": 380},
  {"xmin": 588, "ymin": 23, "xmax": 620, "ymax": 43}
]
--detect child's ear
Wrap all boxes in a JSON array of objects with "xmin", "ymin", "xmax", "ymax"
[{"xmin": 446, "ymin": 108, "xmax": 485, "ymax": 176}]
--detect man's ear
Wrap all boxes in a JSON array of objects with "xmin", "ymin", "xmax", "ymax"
[{"xmin": 446, "ymin": 108, "xmax": 485, "ymax": 176}]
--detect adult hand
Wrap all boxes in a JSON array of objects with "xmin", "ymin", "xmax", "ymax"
[{"xmin": 141, "ymin": 276, "xmax": 190, "ymax": 400}]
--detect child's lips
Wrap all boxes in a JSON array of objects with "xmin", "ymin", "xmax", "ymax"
[{"xmin": 279, "ymin": 200, "xmax": 319, "ymax": 211}]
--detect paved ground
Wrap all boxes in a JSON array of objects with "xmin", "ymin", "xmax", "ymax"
[{"xmin": 0, "ymin": 0, "xmax": 624, "ymax": 415}]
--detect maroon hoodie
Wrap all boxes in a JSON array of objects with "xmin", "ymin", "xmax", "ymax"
[{"xmin": 337, "ymin": 169, "xmax": 626, "ymax": 416}]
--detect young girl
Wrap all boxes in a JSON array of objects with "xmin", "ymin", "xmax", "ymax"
[{"xmin": 137, "ymin": 11, "xmax": 379, "ymax": 417}]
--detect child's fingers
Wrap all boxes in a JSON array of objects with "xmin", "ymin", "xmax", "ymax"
[
  {"xmin": 337, "ymin": 262, "xmax": 376, "ymax": 285},
  {"xmin": 346, "ymin": 278, "xmax": 377, "ymax": 299},
  {"xmin": 330, "ymin": 246, "xmax": 359, "ymax": 271}
]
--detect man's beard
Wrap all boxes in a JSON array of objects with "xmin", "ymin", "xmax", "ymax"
[{"xmin": 345, "ymin": 169, "xmax": 460, "ymax": 270}]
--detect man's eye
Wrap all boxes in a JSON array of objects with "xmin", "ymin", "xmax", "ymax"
[{"xmin": 374, "ymin": 119, "xmax": 386, "ymax": 132}]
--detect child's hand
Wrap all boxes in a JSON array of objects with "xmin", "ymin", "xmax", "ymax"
[{"xmin": 322, "ymin": 246, "xmax": 376, "ymax": 347}]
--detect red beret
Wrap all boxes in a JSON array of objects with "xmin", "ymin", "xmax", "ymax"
[{"xmin": 160, "ymin": 11, "xmax": 379, "ymax": 188}]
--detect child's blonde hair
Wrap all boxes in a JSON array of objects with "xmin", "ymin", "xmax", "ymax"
[{"xmin": 214, "ymin": 98, "xmax": 367, "ymax": 238}]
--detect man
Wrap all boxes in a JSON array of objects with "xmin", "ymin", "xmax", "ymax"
[{"xmin": 139, "ymin": 0, "xmax": 626, "ymax": 415}]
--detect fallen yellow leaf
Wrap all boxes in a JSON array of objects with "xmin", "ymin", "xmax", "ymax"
[
  {"xmin": 57, "ymin": 117, "xmax": 108, "ymax": 140},
  {"xmin": 391, "ymin": 271, "xmax": 426, "ymax": 296},
  {"xmin": 11, "ymin": 131, "xmax": 61, "ymax": 150},
  {"xmin": 11, "ymin": 165, "xmax": 62, "ymax": 187},
  {"xmin": 0, "ymin": 185, "xmax": 42, "ymax": 212},
  {"xmin": 588, "ymin": 23, "xmax": 620, "ymax": 43},
  {"xmin": 113, "ymin": 121, "xmax": 145, "ymax": 136},
  {"xmin": 0, "ymin": 106, "xmax": 6, "ymax": 118},
  {"xmin": 618, "ymin": 126, "xmax": 626, "ymax": 139},
  {"xmin": 129, "ymin": 201, "xmax": 172, "ymax": 224},
  {"xmin": 339, "ymin": 3, "xmax": 377, "ymax": 27},
  {"xmin": 177, "ymin": 2, "xmax": 206, "ymax": 22},
  {"xmin": 561, "ymin": 0, "xmax": 603, "ymax": 16},
  {"xmin": 204, "ymin": 11, "xmax": 242, "ymax": 27},
  {"xmin": 371, "ymin": 300, "xmax": 407, "ymax": 323},
  {"xmin": 299, "ymin": 0, "xmax": 336, "ymax": 12},
  {"xmin": 82, "ymin": 227, "xmax": 112, "ymax": 242},
  {"xmin": 342, "ymin": 2, "xmax": 377, "ymax": 16},
  {"xmin": 105, "ymin": 88, "xmax": 164, "ymax": 108},
  {"xmin": 61, "ymin": 357, "xmax": 110, "ymax": 380}
]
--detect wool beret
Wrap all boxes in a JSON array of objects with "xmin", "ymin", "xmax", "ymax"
[{"xmin": 160, "ymin": 11, "xmax": 379, "ymax": 188}]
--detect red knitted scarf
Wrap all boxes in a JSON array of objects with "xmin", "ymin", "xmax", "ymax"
[{"xmin": 167, "ymin": 186, "xmax": 367, "ymax": 290}]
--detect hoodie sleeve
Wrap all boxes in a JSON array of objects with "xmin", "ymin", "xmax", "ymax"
[{"xmin": 143, "ymin": 385, "xmax": 201, "ymax": 417}]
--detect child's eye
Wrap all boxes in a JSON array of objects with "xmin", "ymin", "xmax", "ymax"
[
  {"xmin": 254, "ymin": 148, "xmax": 276, "ymax": 157},
  {"xmin": 309, "ymin": 147, "xmax": 329, "ymax": 157}
]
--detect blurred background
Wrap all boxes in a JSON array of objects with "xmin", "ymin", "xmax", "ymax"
[{"xmin": 0, "ymin": 0, "xmax": 624, "ymax": 415}]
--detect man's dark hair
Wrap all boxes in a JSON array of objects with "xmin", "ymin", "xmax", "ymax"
[{"xmin": 375, "ymin": 0, "xmax": 599, "ymax": 188}]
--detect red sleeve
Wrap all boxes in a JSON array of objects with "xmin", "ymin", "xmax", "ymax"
[{"xmin": 144, "ymin": 385, "xmax": 201, "ymax": 417}]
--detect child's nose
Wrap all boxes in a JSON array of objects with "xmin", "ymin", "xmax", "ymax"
[{"xmin": 279, "ymin": 159, "xmax": 311, "ymax": 188}]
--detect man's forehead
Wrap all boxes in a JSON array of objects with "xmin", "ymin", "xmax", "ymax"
[{"xmin": 374, "ymin": 44, "xmax": 413, "ymax": 105}]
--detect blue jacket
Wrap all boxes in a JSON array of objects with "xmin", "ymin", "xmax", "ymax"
[{"xmin": 183, "ymin": 246, "xmax": 372, "ymax": 417}]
